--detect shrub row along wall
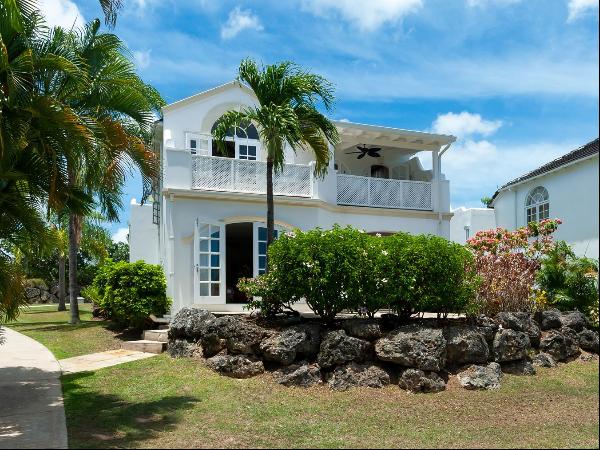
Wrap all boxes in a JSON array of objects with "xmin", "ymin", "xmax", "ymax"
[
  {"xmin": 169, "ymin": 308, "xmax": 599, "ymax": 392},
  {"xmin": 239, "ymin": 226, "xmax": 478, "ymax": 321}
]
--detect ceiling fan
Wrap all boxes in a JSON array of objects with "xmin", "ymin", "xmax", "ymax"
[{"xmin": 346, "ymin": 144, "xmax": 382, "ymax": 159}]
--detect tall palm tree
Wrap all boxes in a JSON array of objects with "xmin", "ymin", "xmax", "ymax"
[
  {"xmin": 213, "ymin": 59, "xmax": 339, "ymax": 258},
  {"xmin": 45, "ymin": 20, "xmax": 163, "ymax": 323},
  {"xmin": 1, "ymin": 2, "xmax": 94, "ymax": 320}
]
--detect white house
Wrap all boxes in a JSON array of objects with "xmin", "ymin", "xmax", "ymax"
[
  {"xmin": 452, "ymin": 139, "xmax": 599, "ymax": 257},
  {"xmin": 491, "ymin": 139, "xmax": 599, "ymax": 258},
  {"xmin": 129, "ymin": 81, "xmax": 456, "ymax": 312}
]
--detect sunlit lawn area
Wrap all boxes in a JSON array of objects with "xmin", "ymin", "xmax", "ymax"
[
  {"xmin": 62, "ymin": 355, "xmax": 599, "ymax": 449},
  {"xmin": 7, "ymin": 304, "xmax": 599, "ymax": 448},
  {"xmin": 6, "ymin": 304, "xmax": 131, "ymax": 359}
]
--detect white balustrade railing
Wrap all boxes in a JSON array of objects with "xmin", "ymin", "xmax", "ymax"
[
  {"xmin": 337, "ymin": 174, "xmax": 433, "ymax": 210},
  {"xmin": 192, "ymin": 155, "xmax": 313, "ymax": 198}
]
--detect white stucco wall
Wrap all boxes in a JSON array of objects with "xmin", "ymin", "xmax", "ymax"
[
  {"xmin": 450, "ymin": 207, "xmax": 497, "ymax": 244},
  {"xmin": 162, "ymin": 194, "xmax": 451, "ymax": 312},
  {"xmin": 129, "ymin": 200, "xmax": 160, "ymax": 264},
  {"xmin": 494, "ymin": 156, "xmax": 599, "ymax": 258}
]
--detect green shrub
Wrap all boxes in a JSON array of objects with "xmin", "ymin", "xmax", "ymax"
[
  {"xmin": 537, "ymin": 241, "xmax": 599, "ymax": 319},
  {"xmin": 89, "ymin": 260, "xmax": 170, "ymax": 329},
  {"xmin": 240, "ymin": 226, "xmax": 478, "ymax": 321}
]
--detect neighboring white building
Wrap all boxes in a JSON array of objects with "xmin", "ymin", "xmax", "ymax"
[
  {"xmin": 129, "ymin": 81, "xmax": 457, "ymax": 312},
  {"xmin": 489, "ymin": 139, "xmax": 598, "ymax": 258},
  {"xmin": 449, "ymin": 207, "xmax": 496, "ymax": 245},
  {"xmin": 451, "ymin": 139, "xmax": 599, "ymax": 256}
]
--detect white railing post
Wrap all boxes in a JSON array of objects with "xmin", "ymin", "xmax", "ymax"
[{"xmin": 230, "ymin": 158, "xmax": 235, "ymax": 191}]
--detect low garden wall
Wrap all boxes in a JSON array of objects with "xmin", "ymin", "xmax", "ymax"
[
  {"xmin": 24, "ymin": 279, "xmax": 59, "ymax": 304},
  {"xmin": 168, "ymin": 307, "xmax": 599, "ymax": 392}
]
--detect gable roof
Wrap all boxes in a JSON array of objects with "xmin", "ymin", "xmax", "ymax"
[
  {"xmin": 491, "ymin": 138, "xmax": 599, "ymax": 203},
  {"xmin": 162, "ymin": 81, "xmax": 256, "ymax": 112}
]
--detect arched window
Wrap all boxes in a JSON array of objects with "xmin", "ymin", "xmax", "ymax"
[
  {"xmin": 210, "ymin": 119, "xmax": 258, "ymax": 139},
  {"xmin": 525, "ymin": 186, "xmax": 549, "ymax": 224}
]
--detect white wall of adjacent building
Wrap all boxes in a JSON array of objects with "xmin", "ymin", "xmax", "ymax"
[
  {"xmin": 452, "ymin": 155, "xmax": 599, "ymax": 259},
  {"xmin": 129, "ymin": 200, "xmax": 160, "ymax": 264}
]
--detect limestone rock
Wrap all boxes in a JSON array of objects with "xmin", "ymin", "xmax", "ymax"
[
  {"xmin": 167, "ymin": 339, "xmax": 201, "ymax": 358},
  {"xmin": 539, "ymin": 328, "xmax": 580, "ymax": 361},
  {"xmin": 531, "ymin": 352, "xmax": 557, "ymax": 368},
  {"xmin": 260, "ymin": 323, "xmax": 321, "ymax": 365},
  {"xmin": 457, "ymin": 363, "xmax": 502, "ymax": 390},
  {"xmin": 443, "ymin": 326, "xmax": 489, "ymax": 365},
  {"xmin": 169, "ymin": 308, "xmax": 216, "ymax": 340},
  {"xmin": 375, "ymin": 325, "xmax": 447, "ymax": 371},
  {"xmin": 501, "ymin": 359, "xmax": 536, "ymax": 376},
  {"xmin": 533, "ymin": 309, "xmax": 562, "ymax": 330},
  {"xmin": 578, "ymin": 329, "xmax": 599, "ymax": 354},
  {"xmin": 560, "ymin": 311, "xmax": 588, "ymax": 332},
  {"xmin": 274, "ymin": 362, "xmax": 322, "ymax": 388},
  {"xmin": 493, "ymin": 329, "xmax": 530, "ymax": 362},
  {"xmin": 398, "ymin": 369, "xmax": 446, "ymax": 393},
  {"xmin": 341, "ymin": 318, "xmax": 383, "ymax": 341},
  {"xmin": 317, "ymin": 330, "xmax": 372, "ymax": 369},
  {"xmin": 205, "ymin": 354, "xmax": 264, "ymax": 378},
  {"xmin": 327, "ymin": 363, "xmax": 390, "ymax": 391}
]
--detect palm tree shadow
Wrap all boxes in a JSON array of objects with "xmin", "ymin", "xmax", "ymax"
[{"xmin": 62, "ymin": 372, "xmax": 198, "ymax": 448}]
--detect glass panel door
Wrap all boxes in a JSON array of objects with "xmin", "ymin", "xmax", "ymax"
[
  {"xmin": 195, "ymin": 220, "xmax": 225, "ymax": 303},
  {"xmin": 253, "ymin": 223, "xmax": 279, "ymax": 277}
]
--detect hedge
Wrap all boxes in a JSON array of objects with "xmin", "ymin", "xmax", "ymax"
[{"xmin": 240, "ymin": 226, "xmax": 477, "ymax": 322}]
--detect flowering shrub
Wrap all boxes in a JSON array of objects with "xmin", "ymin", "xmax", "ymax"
[
  {"xmin": 240, "ymin": 226, "xmax": 477, "ymax": 321},
  {"xmin": 466, "ymin": 218, "xmax": 562, "ymax": 315}
]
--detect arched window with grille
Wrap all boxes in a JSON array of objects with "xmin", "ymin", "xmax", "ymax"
[{"xmin": 525, "ymin": 186, "xmax": 549, "ymax": 224}]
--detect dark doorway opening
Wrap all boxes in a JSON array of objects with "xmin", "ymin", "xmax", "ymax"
[
  {"xmin": 225, "ymin": 222, "xmax": 253, "ymax": 303},
  {"xmin": 212, "ymin": 140, "xmax": 235, "ymax": 158}
]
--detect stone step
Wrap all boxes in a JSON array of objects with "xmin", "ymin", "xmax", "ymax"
[
  {"xmin": 122, "ymin": 340, "xmax": 167, "ymax": 354},
  {"xmin": 143, "ymin": 329, "xmax": 169, "ymax": 342}
]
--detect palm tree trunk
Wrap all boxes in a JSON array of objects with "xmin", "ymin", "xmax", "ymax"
[
  {"xmin": 57, "ymin": 255, "xmax": 66, "ymax": 311},
  {"xmin": 68, "ymin": 214, "xmax": 81, "ymax": 324},
  {"xmin": 265, "ymin": 158, "xmax": 275, "ymax": 273}
]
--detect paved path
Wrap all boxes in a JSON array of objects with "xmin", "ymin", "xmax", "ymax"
[
  {"xmin": 0, "ymin": 327, "xmax": 68, "ymax": 449},
  {"xmin": 59, "ymin": 349, "xmax": 157, "ymax": 374}
]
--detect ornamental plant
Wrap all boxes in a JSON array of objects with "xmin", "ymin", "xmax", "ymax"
[
  {"xmin": 466, "ymin": 218, "xmax": 562, "ymax": 315},
  {"xmin": 86, "ymin": 260, "xmax": 170, "ymax": 329},
  {"xmin": 240, "ymin": 226, "xmax": 478, "ymax": 321}
]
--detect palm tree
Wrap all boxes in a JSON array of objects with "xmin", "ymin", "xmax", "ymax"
[
  {"xmin": 213, "ymin": 59, "xmax": 340, "ymax": 258},
  {"xmin": 46, "ymin": 20, "xmax": 163, "ymax": 323},
  {"xmin": 1, "ymin": 2, "xmax": 95, "ymax": 320}
]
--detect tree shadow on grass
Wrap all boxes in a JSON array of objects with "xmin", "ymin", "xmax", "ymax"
[{"xmin": 62, "ymin": 372, "xmax": 198, "ymax": 449}]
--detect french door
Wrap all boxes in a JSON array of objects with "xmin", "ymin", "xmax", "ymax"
[
  {"xmin": 252, "ymin": 223, "xmax": 280, "ymax": 277},
  {"xmin": 194, "ymin": 219, "xmax": 225, "ymax": 303}
]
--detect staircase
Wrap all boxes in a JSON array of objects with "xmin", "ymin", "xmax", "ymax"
[{"xmin": 121, "ymin": 316, "xmax": 170, "ymax": 354}]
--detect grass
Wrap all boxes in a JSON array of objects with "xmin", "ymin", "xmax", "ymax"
[
  {"xmin": 6, "ymin": 304, "xmax": 133, "ymax": 359},
  {"xmin": 62, "ymin": 355, "xmax": 600, "ymax": 449}
]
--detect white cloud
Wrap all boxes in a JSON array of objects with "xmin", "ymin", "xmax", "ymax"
[
  {"xmin": 466, "ymin": 0, "xmax": 522, "ymax": 7},
  {"xmin": 431, "ymin": 112, "xmax": 502, "ymax": 138},
  {"xmin": 444, "ymin": 139, "xmax": 573, "ymax": 206},
  {"xmin": 301, "ymin": 0, "xmax": 423, "ymax": 31},
  {"xmin": 220, "ymin": 7, "xmax": 263, "ymax": 40},
  {"xmin": 38, "ymin": 0, "xmax": 85, "ymax": 29},
  {"xmin": 567, "ymin": 0, "xmax": 599, "ymax": 22},
  {"xmin": 112, "ymin": 227, "xmax": 129, "ymax": 244},
  {"xmin": 133, "ymin": 50, "xmax": 151, "ymax": 69}
]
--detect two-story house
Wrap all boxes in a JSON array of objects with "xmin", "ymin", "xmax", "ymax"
[{"xmin": 129, "ymin": 81, "xmax": 456, "ymax": 313}]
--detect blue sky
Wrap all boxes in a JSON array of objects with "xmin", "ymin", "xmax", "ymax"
[{"xmin": 40, "ymin": 0, "xmax": 599, "ymax": 241}]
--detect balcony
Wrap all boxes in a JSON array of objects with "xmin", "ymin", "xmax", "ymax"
[
  {"xmin": 192, "ymin": 155, "xmax": 313, "ymax": 198},
  {"xmin": 336, "ymin": 174, "xmax": 433, "ymax": 210}
]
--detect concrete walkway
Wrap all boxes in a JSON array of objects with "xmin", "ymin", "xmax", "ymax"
[
  {"xmin": 0, "ymin": 327, "xmax": 68, "ymax": 449},
  {"xmin": 59, "ymin": 349, "xmax": 157, "ymax": 374}
]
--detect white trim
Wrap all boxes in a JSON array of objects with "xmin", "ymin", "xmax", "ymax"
[{"xmin": 194, "ymin": 218, "xmax": 226, "ymax": 304}]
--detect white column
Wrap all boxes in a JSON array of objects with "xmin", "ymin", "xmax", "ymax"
[{"xmin": 431, "ymin": 150, "xmax": 440, "ymax": 212}]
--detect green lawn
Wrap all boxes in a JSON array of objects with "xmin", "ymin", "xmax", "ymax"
[
  {"xmin": 62, "ymin": 355, "xmax": 600, "ymax": 449},
  {"xmin": 7, "ymin": 304, "xmax": 134, "ymax": 359}
]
